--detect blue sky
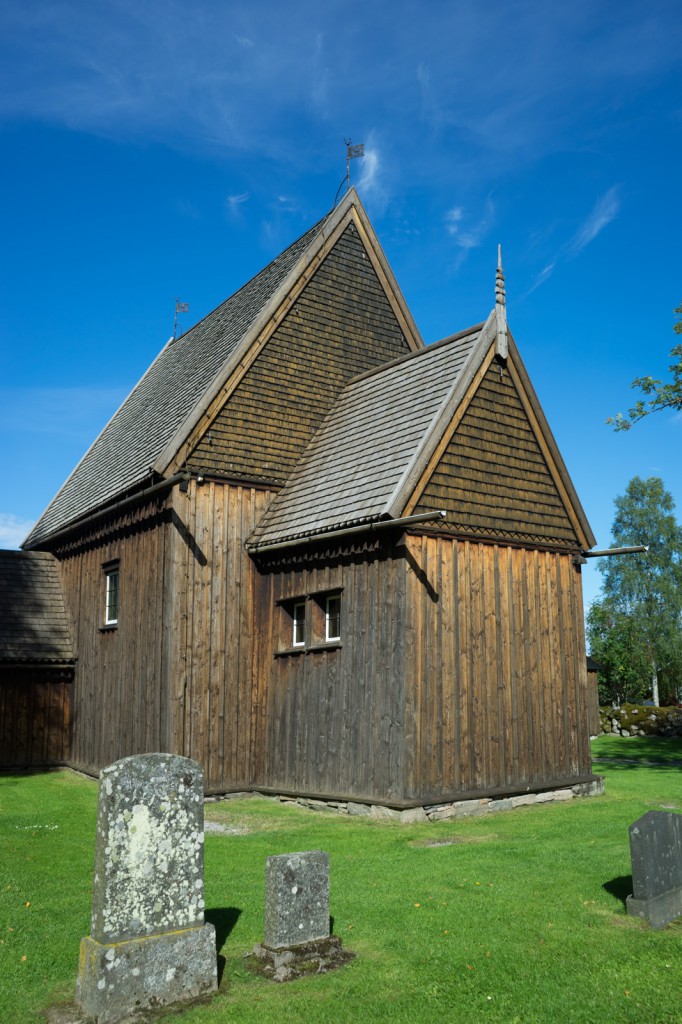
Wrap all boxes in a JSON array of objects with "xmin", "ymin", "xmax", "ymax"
[{"xmin": 1, "ymin": 0, "xmax": 681, "ymax": 613}]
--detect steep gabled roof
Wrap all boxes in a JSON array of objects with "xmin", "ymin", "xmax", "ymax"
[
  {"xmin": 248, "ymin": 312, "xmax": 596, "ymax": 552},
  {"xmin": 247, "ymin": 320, "xmax": 490, "ymax": 549},
  {"xmin": 25, "ymin": 189, "xmax": 421, "ymax": 549},
  {"xmin": 23, "ymin": 217, "xmax": 325, "ymax": 548},
  {"xmin": 0, "ymin": 551, "xmax": 74, "ymax": 664}
]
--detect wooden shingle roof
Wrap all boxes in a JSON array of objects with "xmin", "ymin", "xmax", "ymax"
[
  {"xmin": 0, "ymin": 551, "xmax": 74, "ymax": 664},
  {"xmin": 25, "ymin": 188, "xmax": 423, "ymax": 549},
  {"xmin": 248, "ymin": 322, "xmax": 487, "ymax": 549},
  {"xmin": 23, "ymin": 211, "xmax": 331, "ymax": 548},
  {"xmin": 248, "ymin": 308, "xmax": 596, "ymax": 553}
]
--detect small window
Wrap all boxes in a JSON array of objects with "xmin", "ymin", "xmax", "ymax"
[
  {"xmin": 104, "ymin": 566, "xmax": 120, "ymax": 626},
  {"xmin": 292, "ymin": 600, "xmax": 306, "ymax": 647},
  {"xmin": 325, "ymin": 594, "xmax": 341, "ymax": 642}
]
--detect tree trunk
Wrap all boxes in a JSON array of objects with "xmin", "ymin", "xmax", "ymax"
[{"xmin": 651, "ymin": 661, "xmax": 660, "ymax": 706}]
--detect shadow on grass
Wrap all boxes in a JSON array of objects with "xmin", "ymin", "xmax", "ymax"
[
  {"xmin": 205, "ymin": 907, "xmax": 241, "ymax": 985},
  {"xmin": 592, "ymin": 759, "xmax": 682, "ymax": 773},
  {"xmin": 603, "ymin": 875, "xmax": 633, "ymax": 908}
]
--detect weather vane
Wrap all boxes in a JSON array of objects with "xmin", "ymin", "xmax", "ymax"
[
  {"xmin": 173, "ymin": 298, "xmax": 189, "ymax": 342},
  {"xmin": 333, "ymin": 138, "xmax": 365, "ymax": 207}
]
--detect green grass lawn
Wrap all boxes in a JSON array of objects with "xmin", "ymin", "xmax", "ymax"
[{"xmin": 1, "ymin": 740, "xmax": 681, "ymax": 1024}]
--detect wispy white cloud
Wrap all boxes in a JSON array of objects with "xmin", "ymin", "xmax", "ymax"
[
  {"xmin": 355, "ymin": 139, "xmax": 390, "ymax": 213},
  {"xmin": 527, "ymin": 261, "xmax": 557, "ymax": 294},
  {"xmin": 0, "ymin": 513, "xmax": 34, "ymax": 549},
  {"xmin": 525, "ymin": 186, "xmax": 620, "ymax": 294},
  {"xmin": 445, "ymin": 198, "xmax": 495, "ymax": 268},
  {"xmin": 0, "ymin": 2, "xmax": 677, "ymax": 192},
  {"xmin": 225, "ymin": 192, "xmax": 250, "ymax": 217},
  {"xmin": 567, "ymin": 186, "xmax": 621, "ymax": 257}
]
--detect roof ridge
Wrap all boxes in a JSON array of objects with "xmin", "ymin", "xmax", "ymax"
[{"xmin": 168, "ymin": 208, "xmax": 335, "ymax": 350}]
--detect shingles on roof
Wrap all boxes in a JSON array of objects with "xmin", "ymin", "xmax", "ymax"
[
  {"xmin": 248, "ymin": 326, "xmax": 484, "ymax": 548},
  {"xmin": 0, "ymin": 551, "xmax": 75, "ymax": 664},
  {"xmin": 24, "ymin": 213, "xmax": 329, "ymax": 548}
]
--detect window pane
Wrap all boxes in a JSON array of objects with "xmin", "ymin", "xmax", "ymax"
[
  {"xmin": 326, "ymin": 595, "xmax": 341, "ymax": 641},
  {"xmin": 106, "ymin": 570, "xmax": 119, "ymax": 624},
  {"xmin": 293, "ymin": 601, "xmax": 305, "ymax": 646}
]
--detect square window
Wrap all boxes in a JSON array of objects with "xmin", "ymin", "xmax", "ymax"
[
  {"xmin": 325, "ymin": 594, "xmax": 341, "ymax": 642},
  {"xmin": 292, "ymin": 600, "xmax": 306, "ymax": 647},
  {"xmin": 105, "ymin": 567, "xmax": 119, "ymax": 625}
]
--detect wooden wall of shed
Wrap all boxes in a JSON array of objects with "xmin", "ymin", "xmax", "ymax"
[
  {"xmin": 252, "ymin": 541, "xmax": 407, "ymax": 803},
  {"xmin": 167, "ymin": 480, "xmax": 276, "ymax": 791},
  {"xmin": 55, "ymin": 503, "xmax": 173, "ymax": 775},
  {"xmin": 0, "ymin": 666, "xmax": 72, "ymax": 768},
  {"xmin": 403, "ymin": 535, "xmax": 591, "ymax": 802}
]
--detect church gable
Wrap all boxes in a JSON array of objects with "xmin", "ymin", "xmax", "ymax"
[
  {"xmin": 412, "ymin": 358, "xmax": 581, "ymax": 550},
  {"xmin": 185, "ymin": 222, "xmax": 414, "ymax": 486}
]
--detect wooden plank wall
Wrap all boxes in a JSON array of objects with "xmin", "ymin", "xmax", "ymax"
[
  {"xmin": 404, "ymin": 534, "xmax": 591, "ymax": 802},
  {"xmin": 253, "ymin": 542, "xmax": 407, "ymax": 803},
  {"xmin": 0, "ymin": 667, "xmax": 72, "ymax": 768},
  {"xmin": 56, "ymin": 502, "xmax": 173, "ymax": 775},
  {"xmin": 168, "ymin": 480, "xmax": 275, "ymax": 791}
]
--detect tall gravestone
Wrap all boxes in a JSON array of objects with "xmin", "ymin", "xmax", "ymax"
[
  {"xmin": 626, "ymin": 810, "xmax": 682, "ymax": 929},
  {"xmin": 77, "ymin": 754, "xmax": 217, "ymax": 1022}
]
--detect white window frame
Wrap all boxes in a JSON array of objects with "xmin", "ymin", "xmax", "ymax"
[
  {"xmin": 292, "ymin": 600, "xmax": 306, "ymax": 647},
  {"xmin": 325, "ymin": 594, "xmax": 341, "ymax": 642},
  {"xmin": 104, "ymin": 566, "xmax": 120, "ymax": 626}
]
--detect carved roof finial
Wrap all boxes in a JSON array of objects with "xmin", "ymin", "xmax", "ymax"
[
  {"xmin": 496, "ymin": 244, "xmax": 506, "ymax": 307},
  {"xmin": 495, "ymin": 244, "xmax": 508, "ymax": 360}
]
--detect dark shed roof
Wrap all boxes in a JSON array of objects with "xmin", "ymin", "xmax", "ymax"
[
  {"xmin": 0, "ymin": 551, "xmax": 75, "ymax": 664},
  {"xmin": 23, "ymin": 213, "xmax": 329, "ymax": 548}
]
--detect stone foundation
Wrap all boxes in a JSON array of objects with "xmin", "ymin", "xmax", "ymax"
[{"xmin": 210, "ymin": 779, "xmax": 605, "ymax": 823}]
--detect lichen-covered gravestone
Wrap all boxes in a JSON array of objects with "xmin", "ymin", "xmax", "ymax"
[
  {"xmin": 626, "ymin": 810, "xmax": 682, "ymax": 929},
  {"xmin": 265, "ymin": 850, "xmax": 330, "ymax": 949},
  {"xmin": 77, "ymin": 754, "xmax": 217, "ymax": 1022}
]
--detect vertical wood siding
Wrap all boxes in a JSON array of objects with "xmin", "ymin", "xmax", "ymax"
[
  {"xmin": 55, "ymin": 504, "xmax": 173, "ymax": 775},
  {"xmin": 253, "ymin": 544, "xmax": 407, "ymax": 802},
  {"xmin": 168, "ymin": 481, "xmax": 276, "ymax": 791},
  {"xmin": 404, "ymin": 535, "xmax": 590, "ymax": 802},
  {"xmin": 0, "ymin": 668, "xmax": 71, "ymax": 768}
]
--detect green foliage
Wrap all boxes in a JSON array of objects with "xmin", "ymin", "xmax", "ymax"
[
  {"xmin": 587, "ymin": 605, "xmax": 649, "ymax": 705},
  {"xmin": 608, "ymin": 302, "xmax": 682, "ymax": 430},
  {"xmin": 588, "ymin": 477, "xmax": 682, "ymax": 705},
  {"xmin": 2, "ymin": 768, "xmax": 682, "ymax": 1024}
]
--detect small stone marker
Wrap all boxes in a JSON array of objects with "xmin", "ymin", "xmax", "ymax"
[
  {"xmin": 77, "ymin": 753, "xmax": 217, "ymax": 1022},
  {"xmin": 626, "ymin": 810, "xmax": 682, "ymax": 929},
  {"xmin": 265, "ymin": 850, "xmax": 330, "ymax": 949}
]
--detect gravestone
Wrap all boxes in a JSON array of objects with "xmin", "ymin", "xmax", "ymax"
[
  {"xmin": 77, "ymin": 753, "xmax": 217, "ymax": 1022},
  {"xmin": 626, "ymin": 810, "xmax": 682, "ymax": 929},
  {"xmin": 264, "ymin": 850, "xmax": 330, "ymax": 949}
]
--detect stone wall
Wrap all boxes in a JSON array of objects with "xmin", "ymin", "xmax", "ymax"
[{"xmin": 599, "ymin": 704, "xmax": 682, "ymax": 738}]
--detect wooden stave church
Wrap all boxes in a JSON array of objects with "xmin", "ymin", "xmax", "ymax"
[{"xmin": 15, "ymin": 188, "xmax": 598, "ymax": 805}]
